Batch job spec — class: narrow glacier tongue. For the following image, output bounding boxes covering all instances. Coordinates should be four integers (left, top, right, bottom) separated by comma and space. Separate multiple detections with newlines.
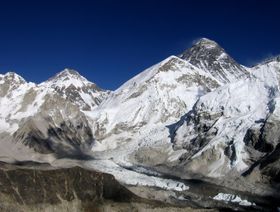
50, 158, 188, 192
83, 160, 189, 191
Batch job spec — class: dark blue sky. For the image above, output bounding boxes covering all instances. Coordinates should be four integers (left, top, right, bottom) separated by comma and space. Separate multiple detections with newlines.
0, 0, 279, 90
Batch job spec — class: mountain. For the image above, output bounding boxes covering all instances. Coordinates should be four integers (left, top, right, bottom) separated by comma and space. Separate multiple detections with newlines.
179, 38, 249, 84
89, 55, 220, 152
0, 72, 35, 134
85, 39, 280, 205
0, 38, 280, 210
41, 69, 110, 111
0, 69, 110, 162
158, 54, 280, 192
250, 55, 280, 89
172, 79, 273, 177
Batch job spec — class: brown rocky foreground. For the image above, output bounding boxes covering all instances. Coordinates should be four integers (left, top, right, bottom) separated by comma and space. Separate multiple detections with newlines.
0, 162, 215, 212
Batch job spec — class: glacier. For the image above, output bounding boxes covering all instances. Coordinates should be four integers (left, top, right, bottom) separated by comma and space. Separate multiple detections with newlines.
0, 38, 280, 210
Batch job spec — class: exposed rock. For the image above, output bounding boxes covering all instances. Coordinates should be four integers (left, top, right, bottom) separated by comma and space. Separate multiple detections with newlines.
0, 69, 110, 159
1, 39, 280, 211
0, 164, 214, 212
0, 165, 134, 211
12, 99, 94, 157
0, 72, 26, 97
42, 68, 110, 111
180, 38, 249, 84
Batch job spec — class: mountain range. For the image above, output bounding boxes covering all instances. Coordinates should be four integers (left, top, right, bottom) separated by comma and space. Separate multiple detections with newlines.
0, 38, 280, 210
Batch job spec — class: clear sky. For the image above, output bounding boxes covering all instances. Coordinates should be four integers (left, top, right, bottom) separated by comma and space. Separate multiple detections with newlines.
0, 0, 279, 90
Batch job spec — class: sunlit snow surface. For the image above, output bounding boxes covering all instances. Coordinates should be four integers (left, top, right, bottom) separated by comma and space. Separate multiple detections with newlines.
50, 158, 189, 192
213, 193, 256, 206
83, 159, 189, 191
87, 56, 220, 154
178, 79, 273, 176
0, 49, 280, 203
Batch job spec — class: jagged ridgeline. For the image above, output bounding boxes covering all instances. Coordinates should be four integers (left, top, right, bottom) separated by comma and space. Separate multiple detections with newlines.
0, 38, 280, 211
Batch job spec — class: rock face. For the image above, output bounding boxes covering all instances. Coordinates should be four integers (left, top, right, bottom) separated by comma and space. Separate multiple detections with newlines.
242, 97, 280, 184
1, 38, 280, 211
179, 38, 249, 84
0, 72, 26, 97
0, 164, 137, 211
0, 69, 110, 161
0, 163, 213, 212
171, 79, 272, 177
41, 69, 110, 111
90, 56, 220, 151
13, 108, 93, 156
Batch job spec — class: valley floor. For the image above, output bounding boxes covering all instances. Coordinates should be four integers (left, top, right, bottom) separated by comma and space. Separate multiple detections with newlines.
50, 158, 277, 211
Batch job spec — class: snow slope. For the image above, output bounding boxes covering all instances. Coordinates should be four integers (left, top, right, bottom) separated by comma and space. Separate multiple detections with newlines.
173, 79, 274, 177
0, 69, 110, 161
0, 69, 109, 131
40, 69, 110, 111
250, 56, 280, 89
87, 55, 220, 154
0, 38, 280, 204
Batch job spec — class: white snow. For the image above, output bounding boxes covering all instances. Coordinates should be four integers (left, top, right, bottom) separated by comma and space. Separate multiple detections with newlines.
175, 78, 274, 176
0, 118, 10, 132
89, 55, 220, 155
39, 68, 109, 110
84, 55, 280, 179
213, 193, 256, 206
198, 38, 218, 49
40, 68, 89, 88
0, 69, 110, 134
0, 49, 279, 199
0, 81, 36, 132
217, 52, 227, 60
181, 39, 249, 84
83, 159, 189, 191
250, 58, 280, 90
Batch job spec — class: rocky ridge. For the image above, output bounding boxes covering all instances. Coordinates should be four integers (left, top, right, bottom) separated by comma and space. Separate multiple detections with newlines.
0, 38, 280, 210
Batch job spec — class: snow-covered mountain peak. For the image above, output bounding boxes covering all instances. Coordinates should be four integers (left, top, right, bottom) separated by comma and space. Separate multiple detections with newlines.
0, 72, 31, 98
38, 68, 110, 111
90, 55, 221, 150
114, 55, 220, 95
0, 72, 26, 84
44, 68, 90, 88
193, 38, 219, 49
54, 68, 84, 79
179, 38, 249, 84
1, 40, 280, 205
